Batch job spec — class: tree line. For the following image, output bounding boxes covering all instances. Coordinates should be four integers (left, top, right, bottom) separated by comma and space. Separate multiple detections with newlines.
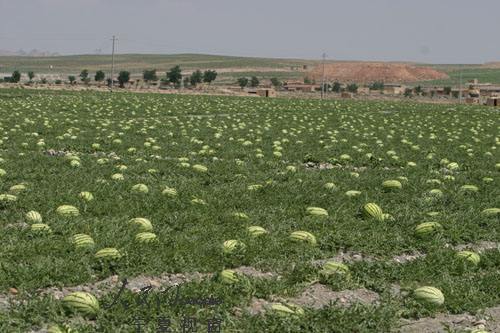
1, 66, 218, 88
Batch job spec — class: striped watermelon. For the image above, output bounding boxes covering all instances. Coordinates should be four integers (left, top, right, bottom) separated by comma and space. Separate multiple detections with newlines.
289, 231, 317, 246
31, 223, 52, 233
362, 203, 384, 222
79, 191, 94, 202
415, 222, 443, 237
135, 232, 157, 243
162, 187, 178, 197
306, 207, 328, 217
270, 303, 304, 317
413, 286, 444, 306
223, 240, 245, 254
129, 217, 153, 232
56, 205, 80, 217
25, 210, 42, 223
62, 292, 99, 317
95, 248, 122, 260
456, 251, 480, 265
247, 226, 268, 237
382, 180, 402, 190
220, 269, 239, 284
71, 234, 95, 249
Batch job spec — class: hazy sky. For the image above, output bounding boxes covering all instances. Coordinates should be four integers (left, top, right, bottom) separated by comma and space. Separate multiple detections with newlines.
1, 0, 499, 63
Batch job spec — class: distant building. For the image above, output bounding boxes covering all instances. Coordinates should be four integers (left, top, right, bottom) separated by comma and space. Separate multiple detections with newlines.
247, 88, 277, 97
283, 81, 319, 92
383, 84, 405, 95
486, 97, 500, 107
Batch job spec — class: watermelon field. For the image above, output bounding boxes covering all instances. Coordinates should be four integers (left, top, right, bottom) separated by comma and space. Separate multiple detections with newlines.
0, 88, 499, 332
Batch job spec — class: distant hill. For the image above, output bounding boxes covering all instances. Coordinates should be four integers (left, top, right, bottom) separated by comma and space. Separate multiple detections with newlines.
0, 49, 59, 57
1, 53, 499, 85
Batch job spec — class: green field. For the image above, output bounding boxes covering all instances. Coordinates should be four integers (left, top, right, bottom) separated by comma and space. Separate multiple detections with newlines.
0, 88, 499, 332
0, 53, 315, 76
422, 65, 500, 86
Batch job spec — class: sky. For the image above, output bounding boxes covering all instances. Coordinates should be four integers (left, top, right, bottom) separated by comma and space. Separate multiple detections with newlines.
0, 0, 499, 64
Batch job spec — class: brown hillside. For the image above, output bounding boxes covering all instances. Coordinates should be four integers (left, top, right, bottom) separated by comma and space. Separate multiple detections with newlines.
308, 62, 449, 83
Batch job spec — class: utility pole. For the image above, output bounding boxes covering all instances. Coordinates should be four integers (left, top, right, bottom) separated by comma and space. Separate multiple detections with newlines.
459, 63, 463, 104
110, 35, 117, 92
321, 52, 326, 99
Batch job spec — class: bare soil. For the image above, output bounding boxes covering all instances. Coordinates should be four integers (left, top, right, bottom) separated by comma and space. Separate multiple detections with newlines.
308, 62, 449, 83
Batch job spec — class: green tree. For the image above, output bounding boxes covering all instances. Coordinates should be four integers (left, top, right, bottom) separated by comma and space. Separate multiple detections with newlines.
443, 86, 452, 95
80, 69, 89, 82
304, 77, 312, 84
346, 83, 358, 93
370, 81, 384, 90
237, 77, 249, 89
203, 70, 217, 84
414, 85, 423, 95
190, 70, 203, 86
250, 76, 260, 87
183, 76, 191, 88
270, 77, 282, 88
118, 71, 130, 88
143, 69, 158, 83
68, 75, 76, 84
404, 88, 413, 97
332, 82, 341, 93
28, 71, 35, 82
94, 70, 105, 82
166, 65, 182, 87
11, 70, 21, 83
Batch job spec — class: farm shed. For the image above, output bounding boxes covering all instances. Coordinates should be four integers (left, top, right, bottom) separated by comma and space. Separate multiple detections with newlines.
486, 97, 500, 106
383, 84, 405, 95
283, 83, 318, 92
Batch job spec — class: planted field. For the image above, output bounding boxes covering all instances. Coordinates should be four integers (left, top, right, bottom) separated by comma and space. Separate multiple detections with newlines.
0, 89, 499, 332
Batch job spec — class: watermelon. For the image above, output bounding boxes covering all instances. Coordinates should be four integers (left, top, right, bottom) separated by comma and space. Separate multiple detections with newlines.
289, 231, 317, 246
223, 240, 245, 254
31, 223, 52, 233
481, 208, 499, 217
320, 261, 350, 276
192, 164, 208, 173
270, 303, 304, 317
25, 210, 42, 223
382, 180, 402, 190
415, 222, 443, 237
95, 248, 122, 260
306, 207, 328, 217
71, 234, 95, 249
9, 184, 27, 194
460, 185, 479, 193
345, 190, 362, 197
413, 286, 444, 306
62, 292, 99, 317
111, 173, 124, 181
56, 205, 80, 217
129, 217, 153, 232
324, 182, 337, 190
247, 226, 268, 237
131, 184, 149, 193
135, 232, 157, 243
220, 269, 239, 284
162, 187, 178, 197
79, 191, 94, 202
362, 203, 384, 222
456, 251, 480, 265
0, 194, 17, 202
232, 212, 249, 220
